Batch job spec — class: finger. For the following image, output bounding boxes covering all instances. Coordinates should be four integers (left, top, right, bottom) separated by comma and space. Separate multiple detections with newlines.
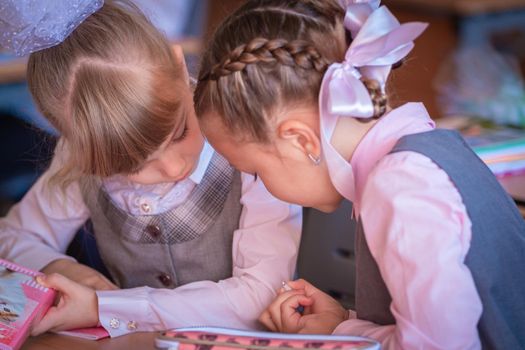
31, 307, 64, 336
280, 294, 314, 332
36, 273, 77, 294
287, 279, 319, 295
267, 290, 306, 331
297, 315, 319, 335
258, 310, 278, 332
105, 278, 119, 290
347, 309, 357, 320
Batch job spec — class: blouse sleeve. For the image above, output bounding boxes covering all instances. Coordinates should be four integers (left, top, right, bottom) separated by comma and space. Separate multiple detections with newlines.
333, 151, 482, 350
0, 150, 90, 270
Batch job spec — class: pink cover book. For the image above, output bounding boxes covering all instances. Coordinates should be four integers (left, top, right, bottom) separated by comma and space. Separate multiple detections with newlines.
0, 259, 109, 348
0, 259, 55, 350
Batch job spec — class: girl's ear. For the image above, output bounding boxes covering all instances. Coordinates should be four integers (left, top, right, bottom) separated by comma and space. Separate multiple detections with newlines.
277, 119, 321, 160
172, 44, 190, 85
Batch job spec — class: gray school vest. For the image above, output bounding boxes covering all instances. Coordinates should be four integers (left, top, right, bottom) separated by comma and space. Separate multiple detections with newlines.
355, 129, 525, 349
80, 152, 243, 289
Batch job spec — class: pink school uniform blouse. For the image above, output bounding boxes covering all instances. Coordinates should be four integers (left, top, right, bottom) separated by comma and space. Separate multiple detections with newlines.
0, 142, 302, 337
330, 103, 482, 349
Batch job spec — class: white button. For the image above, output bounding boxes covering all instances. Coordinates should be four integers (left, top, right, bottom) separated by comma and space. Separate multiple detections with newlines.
141, 202, 151, 213
127, 321, 138, 330
109, 317, 120, 329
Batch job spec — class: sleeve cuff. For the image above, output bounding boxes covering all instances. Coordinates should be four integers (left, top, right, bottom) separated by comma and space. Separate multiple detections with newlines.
96, 288, 155, 337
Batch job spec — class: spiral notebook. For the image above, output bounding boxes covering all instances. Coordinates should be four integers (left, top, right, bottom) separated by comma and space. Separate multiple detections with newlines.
155, 327, 380, 350
0, 259, 55, 350
0, 259, 110, 349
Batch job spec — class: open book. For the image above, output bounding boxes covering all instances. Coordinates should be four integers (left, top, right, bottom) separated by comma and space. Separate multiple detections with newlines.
155, 327, 380, 350
0, 259, 54, 350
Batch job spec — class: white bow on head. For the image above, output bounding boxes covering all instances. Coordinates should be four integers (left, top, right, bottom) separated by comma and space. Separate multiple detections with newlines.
317, 1, 428, 202
325, 0, 428, 118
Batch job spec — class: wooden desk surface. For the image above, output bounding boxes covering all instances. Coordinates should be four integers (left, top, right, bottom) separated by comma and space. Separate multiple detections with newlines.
22, 332, 160, 350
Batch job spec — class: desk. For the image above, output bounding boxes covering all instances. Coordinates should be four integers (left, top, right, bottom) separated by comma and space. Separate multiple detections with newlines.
22, 332, 160, 350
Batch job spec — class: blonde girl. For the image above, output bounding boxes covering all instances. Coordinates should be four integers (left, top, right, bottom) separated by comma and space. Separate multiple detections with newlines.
0, 0, 301, 336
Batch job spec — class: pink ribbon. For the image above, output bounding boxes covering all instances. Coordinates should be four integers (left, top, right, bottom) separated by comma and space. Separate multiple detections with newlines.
324, 1, 428, 118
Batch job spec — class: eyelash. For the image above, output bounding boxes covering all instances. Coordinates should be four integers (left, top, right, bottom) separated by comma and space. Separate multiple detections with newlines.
172, 126, 189, 143
127, 126, 189, 175
129, 166, 144, 175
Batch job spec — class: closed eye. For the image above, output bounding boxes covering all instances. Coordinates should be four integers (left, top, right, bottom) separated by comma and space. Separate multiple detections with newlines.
172, 126, 189, 143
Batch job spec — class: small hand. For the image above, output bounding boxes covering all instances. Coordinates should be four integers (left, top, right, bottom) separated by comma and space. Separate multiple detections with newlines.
41, 259, 118, 290
31, 273, 99, 336
259, 289, 312, 332
259, 279, 348, 334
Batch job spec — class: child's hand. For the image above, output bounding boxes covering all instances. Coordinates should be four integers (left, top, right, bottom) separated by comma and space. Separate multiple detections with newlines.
41, 259, 118, 291
259, 279, 349, 334
31, 273, 99, 336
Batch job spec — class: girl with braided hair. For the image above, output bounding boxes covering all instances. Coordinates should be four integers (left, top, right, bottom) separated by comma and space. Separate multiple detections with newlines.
194, 0, 525, 349
0, 0, 301, 338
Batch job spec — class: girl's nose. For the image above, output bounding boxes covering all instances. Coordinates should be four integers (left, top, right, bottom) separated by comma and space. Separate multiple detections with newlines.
159, 155, 186, 179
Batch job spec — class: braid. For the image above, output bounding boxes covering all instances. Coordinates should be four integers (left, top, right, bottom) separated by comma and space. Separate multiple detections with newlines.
194, 0, 348, 142
200, 38, 329, 81
362, 79, 388, 118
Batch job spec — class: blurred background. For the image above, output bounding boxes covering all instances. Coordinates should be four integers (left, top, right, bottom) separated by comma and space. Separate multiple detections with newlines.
1, 0, 525, 308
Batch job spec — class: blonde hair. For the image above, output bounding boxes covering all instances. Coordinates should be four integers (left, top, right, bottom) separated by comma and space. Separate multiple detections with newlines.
27, 0, 185, 186
194, 0, 388, 143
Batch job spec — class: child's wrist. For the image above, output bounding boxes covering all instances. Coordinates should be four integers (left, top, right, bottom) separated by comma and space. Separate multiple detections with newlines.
91, 291, 101, 327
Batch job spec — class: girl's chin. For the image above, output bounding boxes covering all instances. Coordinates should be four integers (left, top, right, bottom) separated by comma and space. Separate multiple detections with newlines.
313, 203, 339, 213
312, 196, 345, 213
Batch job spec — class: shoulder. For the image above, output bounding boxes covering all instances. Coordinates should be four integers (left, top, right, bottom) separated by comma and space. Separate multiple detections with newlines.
360, 151, 472, 258
362, 150, 467, 222
365, 150, 456, 197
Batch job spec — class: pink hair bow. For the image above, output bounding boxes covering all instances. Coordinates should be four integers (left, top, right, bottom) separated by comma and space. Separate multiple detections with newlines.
324, 1, 428, 118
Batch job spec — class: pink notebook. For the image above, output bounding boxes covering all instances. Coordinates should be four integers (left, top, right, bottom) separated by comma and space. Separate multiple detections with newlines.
57, 326, 108, 340
0, 259, 109, 349
0, 259, 55, 350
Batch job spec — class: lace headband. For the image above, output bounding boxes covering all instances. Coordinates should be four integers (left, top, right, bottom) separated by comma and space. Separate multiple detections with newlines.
0, 0, 103, 57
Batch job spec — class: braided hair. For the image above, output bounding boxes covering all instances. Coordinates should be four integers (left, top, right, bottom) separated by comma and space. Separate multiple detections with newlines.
195, 0, 388, 142
200, 38, 328, 81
